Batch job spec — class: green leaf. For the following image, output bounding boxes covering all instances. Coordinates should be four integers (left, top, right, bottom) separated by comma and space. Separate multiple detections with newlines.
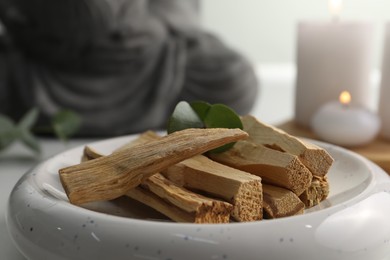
167, 101, 204, 134
203, 104, 243, 153
17, 107, 39, 131
190, 101, 211, 121
204, 104, 243, 129
19, 129, 41, 153
52, 109, 82, 141
0, 115, 17, 150
167, 101, 243, 153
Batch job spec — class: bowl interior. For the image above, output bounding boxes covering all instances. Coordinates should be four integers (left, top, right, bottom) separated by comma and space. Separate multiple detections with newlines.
34, 135, 373, 221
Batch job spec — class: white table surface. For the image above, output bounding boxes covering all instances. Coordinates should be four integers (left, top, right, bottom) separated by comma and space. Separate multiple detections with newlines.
0, 63, 381, 260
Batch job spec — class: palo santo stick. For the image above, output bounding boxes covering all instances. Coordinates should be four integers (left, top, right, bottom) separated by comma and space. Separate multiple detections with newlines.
82, 131, 159, 161
209, 140, 312, 196
114, 131, 159, 153
126, 173, 233, 223
242, 115, 334, 177
263, 184, 305, 219
163, 155, 263, 222
109, 131, 263, 222
84, 135, 234, 223
82, 132, 158, 160
59, 128, 248, 205
82, 146, 104, 162
299, 175, 330, 208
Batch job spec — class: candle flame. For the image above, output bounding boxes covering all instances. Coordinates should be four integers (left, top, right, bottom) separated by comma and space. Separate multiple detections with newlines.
339, 91, 351, 105
328, 0, 343, 20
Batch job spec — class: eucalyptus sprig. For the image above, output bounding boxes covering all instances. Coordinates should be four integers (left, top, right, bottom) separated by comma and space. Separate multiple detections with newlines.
167, 101, 243, 153
51, 109, 82, 142
0, 108, 82, 154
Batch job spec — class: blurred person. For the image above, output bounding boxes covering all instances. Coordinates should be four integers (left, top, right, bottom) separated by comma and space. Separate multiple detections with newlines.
0, 0, 258, 136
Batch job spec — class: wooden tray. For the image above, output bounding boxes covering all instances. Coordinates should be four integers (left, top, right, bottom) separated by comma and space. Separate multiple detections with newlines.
278, 121, 390, 174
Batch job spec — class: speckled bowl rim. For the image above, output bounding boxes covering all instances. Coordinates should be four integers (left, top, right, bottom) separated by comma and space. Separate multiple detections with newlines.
7, 135, 390, 260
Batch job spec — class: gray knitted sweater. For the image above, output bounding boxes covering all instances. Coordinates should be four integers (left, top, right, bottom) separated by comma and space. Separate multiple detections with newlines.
0, 0, 258, 136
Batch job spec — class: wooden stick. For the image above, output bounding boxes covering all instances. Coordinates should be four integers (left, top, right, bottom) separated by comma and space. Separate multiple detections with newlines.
262, 184, 305, 219
114, 131, 159, 153
82, 145, 103, 162
163, 155, 263, 222
59, 128, 248, 205
84, 135, 234, 223
82, 131, 159, 161
299, 175, 329, 208
126, 173, 233, 223
111, 131, 263, 222
82, 131, 159, 160
209, 140, 312, 196
242, 115, 334, 177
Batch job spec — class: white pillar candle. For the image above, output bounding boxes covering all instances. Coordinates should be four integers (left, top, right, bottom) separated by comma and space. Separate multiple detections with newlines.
379, 23, 390, 140
295, 2, 374, 127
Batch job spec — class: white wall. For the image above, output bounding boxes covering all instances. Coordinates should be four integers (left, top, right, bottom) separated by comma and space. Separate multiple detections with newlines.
200, 0, 390, 68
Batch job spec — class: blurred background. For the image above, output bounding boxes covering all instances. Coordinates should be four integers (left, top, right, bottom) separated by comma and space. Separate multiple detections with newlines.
201, 0, 390, 69
199, 0, 390, 125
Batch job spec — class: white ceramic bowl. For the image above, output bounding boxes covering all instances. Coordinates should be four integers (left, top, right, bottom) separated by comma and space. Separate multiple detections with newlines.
6, 135, 390, 260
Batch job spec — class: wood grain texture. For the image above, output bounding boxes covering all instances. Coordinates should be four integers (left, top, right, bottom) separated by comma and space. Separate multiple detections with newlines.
299, 175, 329, 208
59, 128, 248, 205
209, 140, 312, 196
278, 120, 390, 174
83, 141, 233, 223
127, 173, 233, 223
163, 155, 263, 222
262, 184, 305, 219
243, 115, 334, 177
